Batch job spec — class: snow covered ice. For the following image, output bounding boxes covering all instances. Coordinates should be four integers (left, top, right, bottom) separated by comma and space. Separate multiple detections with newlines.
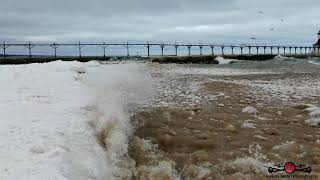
0, 61, 154, 180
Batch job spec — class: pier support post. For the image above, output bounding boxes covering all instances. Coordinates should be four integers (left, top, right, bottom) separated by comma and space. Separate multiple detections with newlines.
159, 43, 165, 56
248, 46, 251, 55
231, 46, 234, 55
3, 43, 6, 59
283, 47, 286, 54
199, 45, 203, 56
300, 47, 303, 54
256, 46, 259, 55
270, 47, 273, 54
304, 47, 307, 54
125, 42, 130, 58
289, 47, 292, 54
240, 46, 244, 55
78, 42, 82, 58
309, 47, 312, 54
75, 42, 85, 58
263, 46, 266, 54
174, 43, 179, 56
277, 47, 280, 54
50, 43, 59, 58
221, 46, 225, 55
294, 47, 297, 54
2, 43, 5, 59
146, 42, 151, 57
24, 42, 36, 60
101, 42, 108, 58
0, 42, 9, 59
103, 43, 107, 58
210, 45, 214, 55
187, 45, 192, 56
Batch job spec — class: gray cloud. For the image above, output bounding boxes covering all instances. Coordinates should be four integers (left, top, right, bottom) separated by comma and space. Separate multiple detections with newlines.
0, 0, 319, 45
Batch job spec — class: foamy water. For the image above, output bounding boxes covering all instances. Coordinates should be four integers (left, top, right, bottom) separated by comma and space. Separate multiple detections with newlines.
82, 62, 154, 179
137, 56, 320, 178
215, 56, 238, 64
309, 59, 320, 65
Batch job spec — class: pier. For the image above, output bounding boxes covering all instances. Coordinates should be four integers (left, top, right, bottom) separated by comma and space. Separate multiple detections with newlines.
0, 42, 319, 64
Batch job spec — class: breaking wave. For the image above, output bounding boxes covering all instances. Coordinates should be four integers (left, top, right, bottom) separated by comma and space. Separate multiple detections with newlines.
273, 54, 290, 60
79, 62, 154, 179
308, 59, 320, 65
215, 56, 237, 64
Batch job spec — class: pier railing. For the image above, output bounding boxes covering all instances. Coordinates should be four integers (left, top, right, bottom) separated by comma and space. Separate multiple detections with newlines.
0, 42, 318, 59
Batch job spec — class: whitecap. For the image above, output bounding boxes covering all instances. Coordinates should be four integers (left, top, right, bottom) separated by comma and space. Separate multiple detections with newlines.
215, 56, 237, 64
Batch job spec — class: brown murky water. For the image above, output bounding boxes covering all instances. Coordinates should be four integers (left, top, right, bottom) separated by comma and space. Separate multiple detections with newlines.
128, 63, 320, 180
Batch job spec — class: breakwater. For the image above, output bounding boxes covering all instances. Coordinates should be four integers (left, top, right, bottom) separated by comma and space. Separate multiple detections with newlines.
1, 54, 320, 65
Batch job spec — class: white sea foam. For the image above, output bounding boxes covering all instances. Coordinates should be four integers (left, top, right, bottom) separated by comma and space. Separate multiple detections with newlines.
241, 120, 257, 129
84, 63, 154, 179
273, 54, 290, 60
144, 161, 180, 180
242, 106, 258, 114
304, 105, 320, 126
157, 64, 275, 76
226, 145, 273, 175
225, 77, 320, 102
308, 59, 320, 65
215, 56, 237, 64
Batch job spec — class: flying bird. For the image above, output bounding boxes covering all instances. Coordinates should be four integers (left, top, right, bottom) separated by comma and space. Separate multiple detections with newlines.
258, 11, 264, 14
251, 37, 256, 40
280, 18, 284, 22
269, 28, 275, 31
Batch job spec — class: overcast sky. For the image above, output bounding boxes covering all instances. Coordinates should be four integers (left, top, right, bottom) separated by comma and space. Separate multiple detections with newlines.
1, 0, 319, 45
